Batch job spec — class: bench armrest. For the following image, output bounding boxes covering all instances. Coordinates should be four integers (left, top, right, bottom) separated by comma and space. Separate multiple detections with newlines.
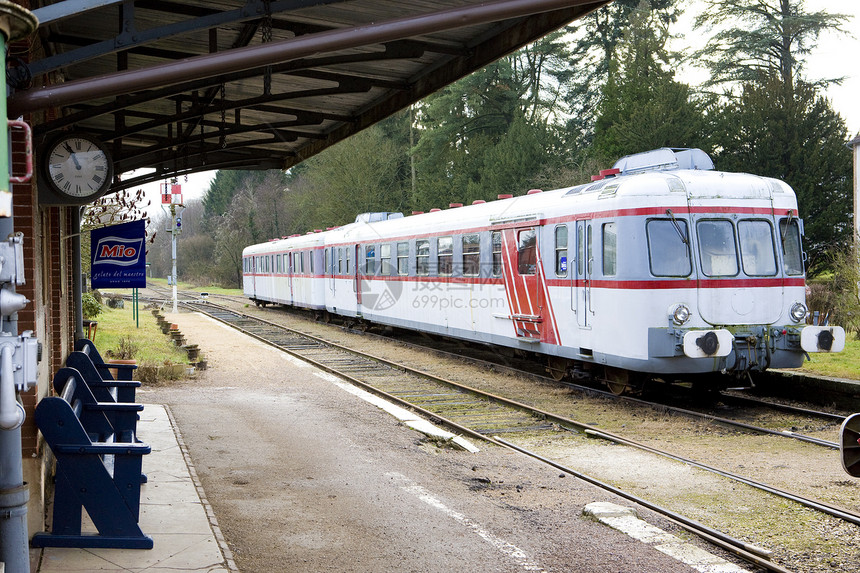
53, 443, 151, 455
85, 379, 141, 389
84, 402, 144, 413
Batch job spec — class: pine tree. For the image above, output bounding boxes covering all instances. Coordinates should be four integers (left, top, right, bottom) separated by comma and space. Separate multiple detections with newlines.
592, 1, 710, 162
563, 0, 681, 147
694, 0, 849, 92
713, 75, 851, 270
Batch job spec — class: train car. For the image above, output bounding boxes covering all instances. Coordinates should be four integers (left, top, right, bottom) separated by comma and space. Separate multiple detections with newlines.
244, 148, 844, 391
242, 231, 326, 310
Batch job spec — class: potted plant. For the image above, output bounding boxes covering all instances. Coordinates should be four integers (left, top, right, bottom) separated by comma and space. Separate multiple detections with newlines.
106, 335, 139, 379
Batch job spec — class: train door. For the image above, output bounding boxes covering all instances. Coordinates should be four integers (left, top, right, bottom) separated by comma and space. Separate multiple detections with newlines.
501, 226, 542, 340
574, 220, 593, 328
287, 252, 294, 304
354, 244, 363, 315
251, 256, 257, 298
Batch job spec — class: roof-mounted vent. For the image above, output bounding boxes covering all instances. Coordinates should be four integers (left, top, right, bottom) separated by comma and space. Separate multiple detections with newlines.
613, 148, 714, 176
354, 212, 405, 223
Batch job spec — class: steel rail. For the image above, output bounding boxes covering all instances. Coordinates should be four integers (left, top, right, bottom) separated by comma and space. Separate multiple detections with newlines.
719, 392, 847, 423
608, 393, 839, 449
184, 300, 860, 528
495, 438, 793, 573
240, 296, 846, 448
181, 300, 793, 568
155, 290, 845, 449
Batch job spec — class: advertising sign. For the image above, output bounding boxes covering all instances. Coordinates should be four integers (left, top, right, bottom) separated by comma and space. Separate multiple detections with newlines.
90, 220, 147, 288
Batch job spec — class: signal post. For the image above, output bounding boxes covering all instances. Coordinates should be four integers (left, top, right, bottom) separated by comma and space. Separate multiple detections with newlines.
162, 181, 184, 312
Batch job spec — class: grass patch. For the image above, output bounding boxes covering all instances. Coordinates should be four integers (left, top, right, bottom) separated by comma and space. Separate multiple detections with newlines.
90, 303, 190, 369
146, 278, 242, 296
797, 336, 860, 380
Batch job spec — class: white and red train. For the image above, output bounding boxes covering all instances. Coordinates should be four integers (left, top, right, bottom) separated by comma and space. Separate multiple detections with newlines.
242, 148, 844, 391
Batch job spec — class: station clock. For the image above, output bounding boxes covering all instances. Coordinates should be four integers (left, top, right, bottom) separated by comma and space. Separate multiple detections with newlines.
40, 133, 114, 204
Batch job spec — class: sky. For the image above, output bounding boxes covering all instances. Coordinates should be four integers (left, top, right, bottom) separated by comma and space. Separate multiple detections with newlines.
132, 0, 859, 211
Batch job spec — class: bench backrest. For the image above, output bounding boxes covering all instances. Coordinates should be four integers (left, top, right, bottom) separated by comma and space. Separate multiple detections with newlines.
35, 396, 93, 447
53, 367, 116, 439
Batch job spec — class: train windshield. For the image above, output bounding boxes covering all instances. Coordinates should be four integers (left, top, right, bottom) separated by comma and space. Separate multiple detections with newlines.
780, 219, 804, 276
697, 220, 738, 276
646, 219, 691, 276
738, 220, 777, 276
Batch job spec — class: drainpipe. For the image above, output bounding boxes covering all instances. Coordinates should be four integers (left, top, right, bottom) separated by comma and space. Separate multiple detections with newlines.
73, 208, 84, 340
0, 3, 39, 573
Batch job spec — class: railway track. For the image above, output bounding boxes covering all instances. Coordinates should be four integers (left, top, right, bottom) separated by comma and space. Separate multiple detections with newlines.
240, 296, 849, 450
178, 299, 860, 573
141, 285, 849, 450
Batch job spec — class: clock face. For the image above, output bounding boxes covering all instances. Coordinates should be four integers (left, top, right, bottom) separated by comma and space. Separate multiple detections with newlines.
46, 136, 112, 198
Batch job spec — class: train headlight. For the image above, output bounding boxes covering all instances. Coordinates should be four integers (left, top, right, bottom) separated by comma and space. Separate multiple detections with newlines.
789, 302, 808, 323
671, 304, 691, 326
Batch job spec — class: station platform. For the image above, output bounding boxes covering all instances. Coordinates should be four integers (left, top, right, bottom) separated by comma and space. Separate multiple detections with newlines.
32, 402, 233, 573
31, 310, 752, 573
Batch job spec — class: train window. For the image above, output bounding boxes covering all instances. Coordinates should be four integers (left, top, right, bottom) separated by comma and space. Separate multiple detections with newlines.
416, 240, 430, 276
325, 249, 330, 274
603, 223, 617, 276
366, 245, 376, 275
577, 225, 584, 276
647, 220, 692, 277
779, 219, 804, 276
380, 244, 391, 275
463, 234, 480, 276
310, 250, 314, 274
397, 242, 409, 275
587, 225, 593, 275
555, 226, 568, 277
301, 252, 306, 274
491, 232, 502, 276
517, 228, 536, 275
738, 220, 776, 276
337, 248, 343, 274
438, 237, 453, 276
346, 248, 351, 274
697, 220, 738, 276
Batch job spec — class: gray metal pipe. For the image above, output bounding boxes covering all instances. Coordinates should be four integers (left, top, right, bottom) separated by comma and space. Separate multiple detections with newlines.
73, 208, 84, 340
0, 4, 38, 571
8, 0, 600, 116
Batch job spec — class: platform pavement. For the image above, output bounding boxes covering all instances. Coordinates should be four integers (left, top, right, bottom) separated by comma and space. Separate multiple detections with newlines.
31, 403, 236, 573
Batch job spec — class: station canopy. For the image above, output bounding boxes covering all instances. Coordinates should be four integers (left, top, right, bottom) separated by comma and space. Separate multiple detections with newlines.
12, 0, 608, 191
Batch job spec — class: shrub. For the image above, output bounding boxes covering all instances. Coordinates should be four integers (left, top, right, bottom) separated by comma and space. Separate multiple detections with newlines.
106, 335, 139, 360
806, 247, 860, 338
82, 292, 103, 319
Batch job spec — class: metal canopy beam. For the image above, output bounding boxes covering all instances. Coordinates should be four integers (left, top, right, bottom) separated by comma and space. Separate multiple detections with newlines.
29, 0, 349, 76
32, 0, 125, 26
34, 41, 424, 136
21, 0, 610, 188
10, 0, 597, 116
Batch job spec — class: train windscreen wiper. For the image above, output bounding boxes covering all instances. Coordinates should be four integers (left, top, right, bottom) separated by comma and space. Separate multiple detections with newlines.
780, 209, 794, 254
665, 209, 689, 245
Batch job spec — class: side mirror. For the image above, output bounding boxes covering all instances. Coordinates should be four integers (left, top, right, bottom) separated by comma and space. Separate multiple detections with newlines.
839, 413, 860, 477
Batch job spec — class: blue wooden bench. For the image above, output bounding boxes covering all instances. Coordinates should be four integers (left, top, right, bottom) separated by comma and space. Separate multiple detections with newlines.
65, 350, 140, 404
75, 337, 138, 381
30, 375, 153, 549
53, 367, 143, 447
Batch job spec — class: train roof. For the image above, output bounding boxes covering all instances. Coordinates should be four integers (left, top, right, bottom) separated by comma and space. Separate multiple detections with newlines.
244, 148, 799, 254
